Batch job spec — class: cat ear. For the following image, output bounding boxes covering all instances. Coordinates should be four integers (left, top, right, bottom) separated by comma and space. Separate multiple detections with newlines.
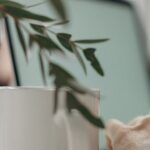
106, 119, 126, 140
105, 119, 126, 150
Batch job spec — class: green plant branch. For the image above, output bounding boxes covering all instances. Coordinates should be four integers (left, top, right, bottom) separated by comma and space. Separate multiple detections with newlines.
47, 28, 56, 35
0, 0, 107, 129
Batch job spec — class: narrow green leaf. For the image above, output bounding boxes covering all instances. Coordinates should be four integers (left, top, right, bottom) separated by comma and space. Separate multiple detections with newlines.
0, 0, 24, 8
39, 50, 47, 85
74, 39, 109, 44
49, 63, 94, 95
49, 62, 75, 87
0, 12, 4, 18
67, 80, 95, 96
51, 20, 69, 27
67, 80, 86, 94
49, 0, 67, 20
30, 24, 45, 34
4, 6, 54, 22
14, 20, 28, 61
28, 34, 34, 48
30, 34, 63, 53
66, 92, 105, 128
57, 33, 73, 52
83, 48, 104, 76
71, 42, 87, 74
53, 87, 59, 114
92, 60, 104, 76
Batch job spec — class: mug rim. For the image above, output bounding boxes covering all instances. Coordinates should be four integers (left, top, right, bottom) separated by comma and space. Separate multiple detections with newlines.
0, 86, 56, 91
0, 86, 100, 92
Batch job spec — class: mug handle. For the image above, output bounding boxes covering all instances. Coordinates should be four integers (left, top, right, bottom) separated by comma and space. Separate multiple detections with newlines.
55, 109, 90, 150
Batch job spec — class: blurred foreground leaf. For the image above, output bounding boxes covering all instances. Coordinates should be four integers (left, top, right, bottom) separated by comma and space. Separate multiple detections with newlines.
49, 62, 75, 87
71, 42, 86, 74
39, 50, 47, 85
14, 20, 28, 61
0, 0, 24, 8
66, 92, 105, 128
83, 48, 104, 76
74, 39, 109, 44
68, 80, 96, 96
29, 34, 63, 53
48, 0, 67, 20
51, 20, 69, 27
53, 87, 59, 113
57, 33, 73, 52
30, 24, 45, 34
49, 63, 91, 94
0, 13, 4, 18
4, 6, 54, 22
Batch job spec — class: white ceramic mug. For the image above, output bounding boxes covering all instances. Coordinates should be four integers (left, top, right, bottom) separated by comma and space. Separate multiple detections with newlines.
0, 87, 99, 150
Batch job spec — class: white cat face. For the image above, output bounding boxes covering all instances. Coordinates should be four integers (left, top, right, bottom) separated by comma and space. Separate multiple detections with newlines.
105, 115, 150, 150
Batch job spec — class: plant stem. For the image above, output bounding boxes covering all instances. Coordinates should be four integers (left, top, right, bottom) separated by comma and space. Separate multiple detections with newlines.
47, 29, 56, 35
75, 43, 84, 51
25, 0, 47, 8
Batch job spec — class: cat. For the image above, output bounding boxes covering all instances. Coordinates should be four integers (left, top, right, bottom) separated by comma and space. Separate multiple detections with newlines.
105, 114, 150, 150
